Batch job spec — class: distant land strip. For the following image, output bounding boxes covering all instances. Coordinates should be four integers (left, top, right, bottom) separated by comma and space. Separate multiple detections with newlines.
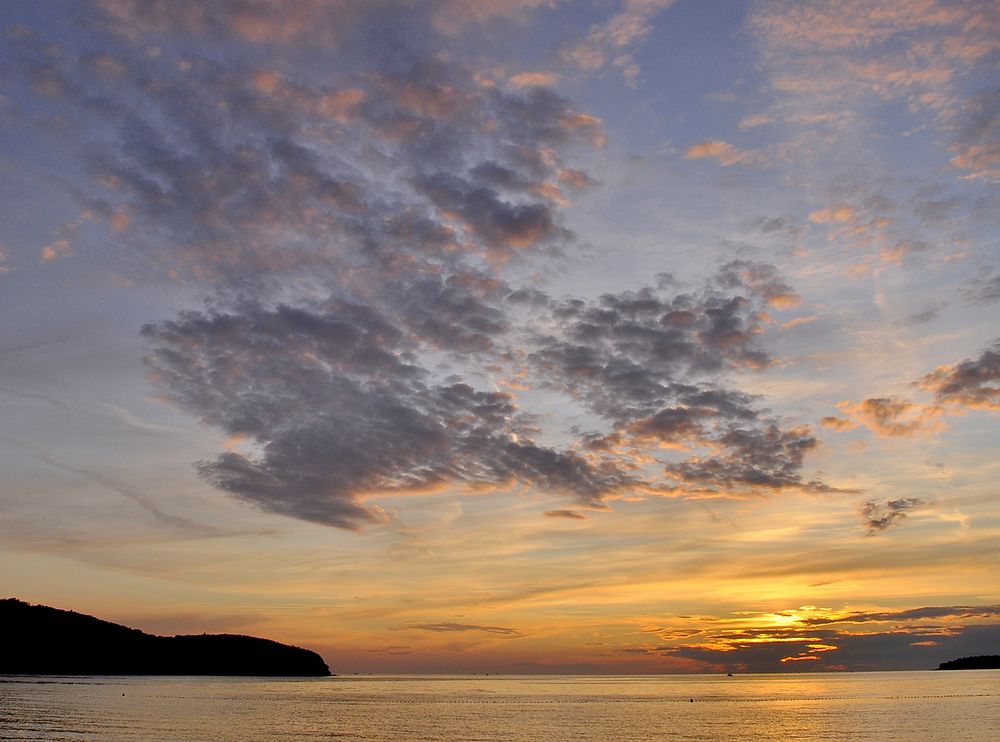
0, 598, 331, 676
937, 655, 1000, 671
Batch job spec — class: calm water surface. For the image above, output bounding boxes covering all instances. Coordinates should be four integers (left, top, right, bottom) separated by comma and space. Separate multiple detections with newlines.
2, 671, 998, 741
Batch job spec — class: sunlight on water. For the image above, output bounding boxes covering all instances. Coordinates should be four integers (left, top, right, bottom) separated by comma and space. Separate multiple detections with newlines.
2, 671, 998, 741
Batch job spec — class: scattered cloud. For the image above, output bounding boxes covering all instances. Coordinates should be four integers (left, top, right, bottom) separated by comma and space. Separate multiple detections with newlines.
527, 262, 835, 498
907, 302, 946, 324
919, 338, 1000, 410
508, 71, 560, 89
829, 340, 1000, 442
40, 239, 73, 262
745, 0, 998, 277
834, 397, 941, 437
561, 0, 679, 87
738, 114, 774, 129
960, 270, 1000, 304
807, 205, 855, 224
860, 497, 927, 534
782, 315, 819, 330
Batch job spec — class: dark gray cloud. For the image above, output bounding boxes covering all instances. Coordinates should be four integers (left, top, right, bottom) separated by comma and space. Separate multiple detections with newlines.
526, 264, 831, 497
530, 274, 773, 424
11, 2, 832, 527
907, 302, 946, 324
919, 338, 1000, 410
949, 86, 1000, 182
800, 605, 1000, 625
860, 497, 926, 534
143, 302, 640, 527
664, 425, 825, 492
11, 12, 597, 283
412, 171, 568, 256
961, 271, 1000, 304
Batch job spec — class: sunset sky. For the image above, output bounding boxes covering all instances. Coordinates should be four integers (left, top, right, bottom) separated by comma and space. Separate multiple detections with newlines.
1, 0, 998, 674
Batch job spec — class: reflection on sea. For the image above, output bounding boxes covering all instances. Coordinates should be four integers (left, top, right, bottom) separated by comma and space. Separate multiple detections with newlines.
2, 670, 998, 741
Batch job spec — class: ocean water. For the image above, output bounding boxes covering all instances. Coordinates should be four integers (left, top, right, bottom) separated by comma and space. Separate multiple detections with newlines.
2, 671, 998, 741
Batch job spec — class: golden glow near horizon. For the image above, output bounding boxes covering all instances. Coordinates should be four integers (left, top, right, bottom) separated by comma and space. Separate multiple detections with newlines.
1, 0, 998, 674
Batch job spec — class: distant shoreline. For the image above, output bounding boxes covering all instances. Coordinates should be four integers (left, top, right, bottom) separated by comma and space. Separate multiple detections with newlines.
0, 598, 331, 677
937, 655, 1000, 671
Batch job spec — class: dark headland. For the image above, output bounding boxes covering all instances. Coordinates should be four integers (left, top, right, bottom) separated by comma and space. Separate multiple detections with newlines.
0, 598, 331, 676
937, 655, 1000, 671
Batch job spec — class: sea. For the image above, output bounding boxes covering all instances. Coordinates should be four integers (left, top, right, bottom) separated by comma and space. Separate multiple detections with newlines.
2, 671, 998, 741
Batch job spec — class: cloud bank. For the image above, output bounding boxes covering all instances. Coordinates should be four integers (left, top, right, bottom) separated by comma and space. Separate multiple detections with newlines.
13, 1, 835, 528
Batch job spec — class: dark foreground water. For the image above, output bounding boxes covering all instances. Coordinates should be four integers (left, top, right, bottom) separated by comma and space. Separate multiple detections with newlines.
2, 671, 998, 741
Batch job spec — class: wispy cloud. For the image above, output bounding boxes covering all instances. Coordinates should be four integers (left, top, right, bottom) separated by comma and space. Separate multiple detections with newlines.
407, 622, 524, 637
561, 0, 679, 87
683, 140, 769, 167
919, 338, 1000, 410
860, 497, 927, 534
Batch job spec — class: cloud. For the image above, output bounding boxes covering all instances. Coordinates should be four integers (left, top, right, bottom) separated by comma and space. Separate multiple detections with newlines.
860, 497, 926, 534
96, 0, 370, 47
14, 19, 602, 281
40, 239, 73, 262
828, 340, 1000, 443
544, 509, 587, 520
430, 0, 557, 36
561, 0, 679, 87
819, 416, 855, 432
142, 258, 833, 529
527, 263, 835, 498
13, 1, 834, 527
664, 425, 825, 492
961, 271, 1000, 304
636, 605, 1000, 671
508, 71, 560, 89
782, 315, 819, 330
800, 604, 1000, 625
745, 0, 997, 273
143, 302, 639, 527
748, 0, 997, 122
949, 87, 1000, 182
802, 185, 973, 268
683, 140, 767, 167
668, 624, 1000, 672
835, 397, 940, 437
919, 338, 1000, 410
738, 114, 774, 129
408, 622, 524, 636
907, 302, 946, 324
412, 172, 567, 256
807, 206, 856, 224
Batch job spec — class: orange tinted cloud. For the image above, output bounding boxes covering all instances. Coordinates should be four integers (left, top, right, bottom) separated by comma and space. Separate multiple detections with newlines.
41, 239, 72, 262
684, 140, 765, 167
508, 71, 559, 88
808, 205, 855, 224
835, 397, 941, 437
919, 340, 1000, 410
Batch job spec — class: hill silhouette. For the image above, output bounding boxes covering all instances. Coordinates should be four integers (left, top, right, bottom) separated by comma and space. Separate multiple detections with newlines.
0, 598, 330, 676
937, 655, 1000, 671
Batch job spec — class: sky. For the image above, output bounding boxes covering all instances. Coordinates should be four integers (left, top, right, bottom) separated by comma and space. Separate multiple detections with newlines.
0, 0, 998, 674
